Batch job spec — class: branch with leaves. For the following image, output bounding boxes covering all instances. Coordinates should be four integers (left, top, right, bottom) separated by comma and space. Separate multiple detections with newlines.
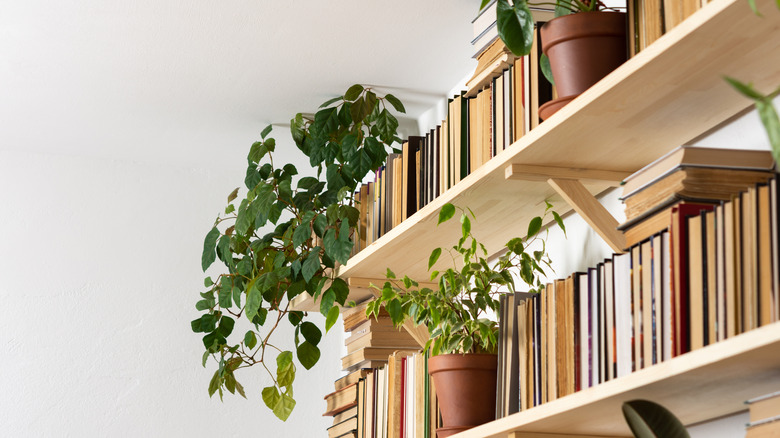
193, 84, 405, 420
367, 201, 564, 356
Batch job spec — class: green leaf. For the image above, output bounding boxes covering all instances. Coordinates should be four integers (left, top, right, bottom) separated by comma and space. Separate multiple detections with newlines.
191, 317, 204, 333
301, 250, 320, 283
344, 84, 364, 101
496, 0, 535, 57
384, 93, 406, 113
292, 223, 311, 248
273, 393, 296, 421
297, 341, 321, 370
325, 306, 340, 332
244, 330, 257, 349
541, 53, 554, 85
217, 281, 231, 309
277, 359, 295, 387
262, 386, 281, 411
724, 76, 764, 99
527, 216, 542, 237
300, 321, 322, 346
622, 400, 690, 438
387, 298, 403, 326
217, 316, 235, 337
204, 277, 214, 287
755, 98, 780, 164
438, 203, 456, 225
552, 210, 566, 235
479, 0, 492, 9
313, 214, 328, 237
290, 113, 306, 148
232, 286, 242, 308
319, 96, 343, 108
208, 371, 220, 398
195, 299, 212, 311
461, 214, 471, 236
319, 288, 336, 316
202, 351, 210, 367
429, 247, 442, 270
261, 124, 273, 139
330, 277, 350, 305
201, 227, 220, 271
276, 350, 293, 370
245, 280, 262, 323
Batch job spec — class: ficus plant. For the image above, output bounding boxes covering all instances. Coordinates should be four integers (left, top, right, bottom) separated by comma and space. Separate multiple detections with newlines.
193, 84, 405, 420
366, 201, 564, 356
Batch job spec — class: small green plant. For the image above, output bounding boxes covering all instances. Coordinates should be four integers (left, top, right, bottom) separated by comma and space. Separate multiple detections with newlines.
367, 201, 564, 356
193, 84, 405, 420
622, 399, 690, 438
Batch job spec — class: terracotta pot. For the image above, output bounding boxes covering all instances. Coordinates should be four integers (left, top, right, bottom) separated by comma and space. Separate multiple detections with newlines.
539, 11, 627, 119
428, 354, 497, 438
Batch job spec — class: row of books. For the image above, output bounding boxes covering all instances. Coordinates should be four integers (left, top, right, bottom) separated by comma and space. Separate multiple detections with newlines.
630, 0, 713, 56
325, 352, 437, 438
496, 173, 780, 415
349, 37, 553, 253
341, 304, 420, 371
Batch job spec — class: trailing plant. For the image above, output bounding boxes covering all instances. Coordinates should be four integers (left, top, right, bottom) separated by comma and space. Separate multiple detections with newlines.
622, 399, 690, 438
193, 84, 405, 420
366, 201, 564, 355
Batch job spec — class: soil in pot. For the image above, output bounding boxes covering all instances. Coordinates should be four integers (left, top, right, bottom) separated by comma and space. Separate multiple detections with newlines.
428, 353, 497, 438
539, 11, 627, 120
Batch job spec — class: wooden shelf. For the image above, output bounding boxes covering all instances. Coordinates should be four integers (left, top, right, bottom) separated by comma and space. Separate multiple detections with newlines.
291, 0, 780, 312
454, 323, 780, 437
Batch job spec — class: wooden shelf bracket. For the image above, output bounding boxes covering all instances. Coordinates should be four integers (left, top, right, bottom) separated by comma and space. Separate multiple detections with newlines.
506, 164, 628, 254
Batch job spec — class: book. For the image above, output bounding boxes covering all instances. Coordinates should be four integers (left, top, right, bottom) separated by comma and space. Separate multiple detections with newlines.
748, 391, 780, 422
622, 166, 774, 220
342, 347, 418, 371
328, 415, 357, 438
621, 146, 774, 198
324, 383, 359, 417
335, 369, 371, 392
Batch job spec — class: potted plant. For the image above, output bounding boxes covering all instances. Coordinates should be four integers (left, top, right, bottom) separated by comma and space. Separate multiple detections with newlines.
366, 202, 564, 437
489, 0, 627, 119
193, 84, 406, 420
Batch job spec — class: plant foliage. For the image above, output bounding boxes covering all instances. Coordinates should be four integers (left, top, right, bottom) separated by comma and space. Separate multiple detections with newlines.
622, 400, 690, 438
366, 202, 564, 356
194, 85, 404, 420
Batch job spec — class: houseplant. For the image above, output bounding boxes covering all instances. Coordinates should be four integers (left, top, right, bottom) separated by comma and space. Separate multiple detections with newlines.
193, 84, 405, 420
488, 0, 627, 119
367, 201, 564, 437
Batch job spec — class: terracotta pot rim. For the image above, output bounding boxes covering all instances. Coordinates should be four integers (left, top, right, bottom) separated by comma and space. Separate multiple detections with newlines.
428, 353, 498, 374
541, 11, 627, 53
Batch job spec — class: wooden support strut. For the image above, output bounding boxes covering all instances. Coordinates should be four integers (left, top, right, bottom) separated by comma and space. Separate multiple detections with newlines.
505, 164, 629, 254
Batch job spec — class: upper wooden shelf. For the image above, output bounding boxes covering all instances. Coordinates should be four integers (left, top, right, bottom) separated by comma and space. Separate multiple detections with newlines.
454, 322, 780, 437
291, 0, 780, 312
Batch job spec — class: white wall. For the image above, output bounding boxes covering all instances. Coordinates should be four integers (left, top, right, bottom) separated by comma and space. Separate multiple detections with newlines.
0, 144, 343, 436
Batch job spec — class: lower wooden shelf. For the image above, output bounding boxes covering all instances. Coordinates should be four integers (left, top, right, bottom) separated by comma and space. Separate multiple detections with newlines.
454, 322, 780, 438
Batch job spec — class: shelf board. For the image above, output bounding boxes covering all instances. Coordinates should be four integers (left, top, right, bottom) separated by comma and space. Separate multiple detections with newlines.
291, 0, 780, 312
454, 322, 780, 437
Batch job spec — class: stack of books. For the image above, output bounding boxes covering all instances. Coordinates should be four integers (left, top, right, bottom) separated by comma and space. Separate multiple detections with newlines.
325, 371, 367, 438
341, 302, 421, 372
619, 146, 775, 247
746, 391, 780, 437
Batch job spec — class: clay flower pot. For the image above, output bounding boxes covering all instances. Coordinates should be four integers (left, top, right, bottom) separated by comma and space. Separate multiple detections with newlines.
428, 353, 498, 438
539, 11, 627, 120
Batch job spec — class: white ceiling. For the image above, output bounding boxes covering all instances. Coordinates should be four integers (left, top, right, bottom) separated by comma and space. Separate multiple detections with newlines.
1, 0, 478, 168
